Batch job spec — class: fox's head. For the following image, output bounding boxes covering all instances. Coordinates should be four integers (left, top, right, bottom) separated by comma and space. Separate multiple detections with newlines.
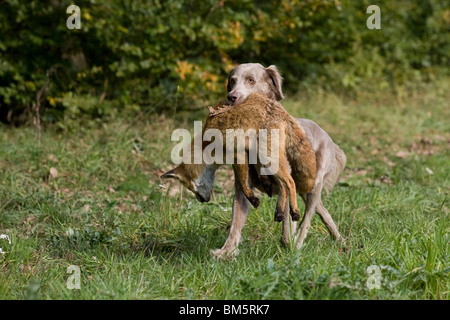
160, 164, 218, 203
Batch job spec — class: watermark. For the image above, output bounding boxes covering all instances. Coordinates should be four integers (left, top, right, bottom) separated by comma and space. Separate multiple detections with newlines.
66, 265, 81, 290
366, 5, 381, 30
366, 265, 382, 290
179, 303, 269, 317
67, 5, 81, 30
170, 121, 281, 175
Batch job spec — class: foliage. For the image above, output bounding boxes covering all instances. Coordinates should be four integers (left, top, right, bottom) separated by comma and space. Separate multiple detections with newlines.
0, 0, 449, 123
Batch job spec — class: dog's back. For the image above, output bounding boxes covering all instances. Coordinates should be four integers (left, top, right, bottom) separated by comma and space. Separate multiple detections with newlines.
297, 119, 346, 193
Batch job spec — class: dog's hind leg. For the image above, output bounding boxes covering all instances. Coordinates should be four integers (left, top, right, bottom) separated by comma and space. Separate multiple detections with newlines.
316, 201, 344, 243
295, 186, 322, 249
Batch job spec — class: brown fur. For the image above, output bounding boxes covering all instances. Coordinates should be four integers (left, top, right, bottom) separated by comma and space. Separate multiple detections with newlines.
205, 92, 316, 221
162, 92, 317, 221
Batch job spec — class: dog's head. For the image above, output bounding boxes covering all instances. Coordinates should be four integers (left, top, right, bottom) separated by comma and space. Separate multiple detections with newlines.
226, 63, 284, 105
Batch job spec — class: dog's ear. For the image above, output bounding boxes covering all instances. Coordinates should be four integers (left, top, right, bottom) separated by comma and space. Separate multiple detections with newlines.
160, 168, 180, 180
226, 66, 236, 92
265, 65, 284, 101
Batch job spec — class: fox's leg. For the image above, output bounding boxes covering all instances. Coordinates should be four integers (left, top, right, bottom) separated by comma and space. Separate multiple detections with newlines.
259, 174, 273, 197
211, 174, 251, 259
274, 183, 286, 222
276, 154, 301, 221
249, 164, 273, 197
275, 178, 300, 222
233, 164, 260, 208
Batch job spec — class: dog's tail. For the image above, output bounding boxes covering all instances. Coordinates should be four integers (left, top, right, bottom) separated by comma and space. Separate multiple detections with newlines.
323, 144, 346, 194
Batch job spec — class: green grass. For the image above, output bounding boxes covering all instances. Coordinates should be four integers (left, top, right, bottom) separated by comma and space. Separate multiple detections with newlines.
0, 80, 449, 300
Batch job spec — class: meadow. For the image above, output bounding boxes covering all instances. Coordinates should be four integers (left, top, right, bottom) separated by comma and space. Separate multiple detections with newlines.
0, 80, 448, 300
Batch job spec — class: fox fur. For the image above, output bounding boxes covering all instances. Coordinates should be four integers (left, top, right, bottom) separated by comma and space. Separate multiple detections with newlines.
162, 92, 317, 222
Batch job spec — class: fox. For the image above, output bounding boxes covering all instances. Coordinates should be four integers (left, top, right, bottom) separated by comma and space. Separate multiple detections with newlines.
161, 92, 317, 222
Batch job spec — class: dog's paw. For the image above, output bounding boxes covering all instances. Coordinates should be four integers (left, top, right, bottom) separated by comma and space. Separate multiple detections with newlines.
210, 248, 239, 260
336, 234, 346, 244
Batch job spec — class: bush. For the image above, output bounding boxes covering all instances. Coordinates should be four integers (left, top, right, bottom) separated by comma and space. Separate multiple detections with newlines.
0, 0, 449, 124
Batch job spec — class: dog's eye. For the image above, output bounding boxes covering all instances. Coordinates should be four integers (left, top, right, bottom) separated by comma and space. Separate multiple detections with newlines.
247, 78, 255, 85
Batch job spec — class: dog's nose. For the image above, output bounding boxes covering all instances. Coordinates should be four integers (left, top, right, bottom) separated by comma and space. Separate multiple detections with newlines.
227, 93, 238, 104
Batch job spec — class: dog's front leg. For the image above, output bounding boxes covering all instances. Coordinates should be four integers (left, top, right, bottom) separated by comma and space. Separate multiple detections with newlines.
211, 174, 251, 259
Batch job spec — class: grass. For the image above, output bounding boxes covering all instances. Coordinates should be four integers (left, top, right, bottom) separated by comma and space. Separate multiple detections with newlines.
0, 79, 449, 300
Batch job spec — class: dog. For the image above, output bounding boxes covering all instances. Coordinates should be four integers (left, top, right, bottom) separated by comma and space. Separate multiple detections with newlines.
161, 63, 346, 258
162, 92, 317, 223
220, 64, 346, 258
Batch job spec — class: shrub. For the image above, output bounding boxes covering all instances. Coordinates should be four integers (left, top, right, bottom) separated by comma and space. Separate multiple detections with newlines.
0, 0, 448, 123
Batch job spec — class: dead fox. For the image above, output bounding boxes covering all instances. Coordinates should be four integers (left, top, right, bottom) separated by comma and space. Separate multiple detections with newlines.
161, 92, 317, 222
